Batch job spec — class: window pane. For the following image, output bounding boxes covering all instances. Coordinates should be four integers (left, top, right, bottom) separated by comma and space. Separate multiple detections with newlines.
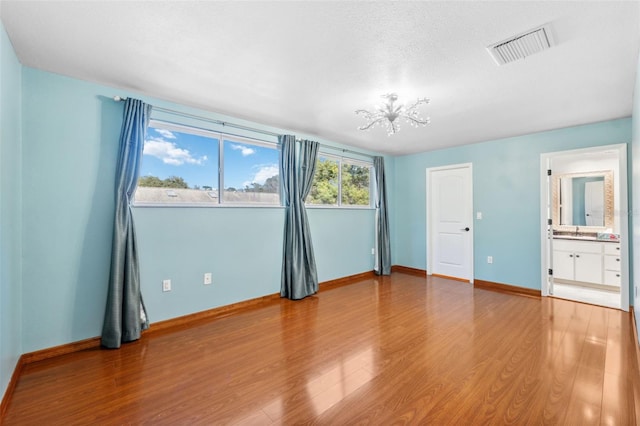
307, 156, 339, 205
222, 139, 279, 204
135, 124, 219, 204
341, 162, 370, 206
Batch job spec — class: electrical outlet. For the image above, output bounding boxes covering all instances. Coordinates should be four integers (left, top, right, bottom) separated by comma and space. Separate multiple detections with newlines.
487, 256, 493, 264
162, 279, 171, 292
204, 273, 212, 285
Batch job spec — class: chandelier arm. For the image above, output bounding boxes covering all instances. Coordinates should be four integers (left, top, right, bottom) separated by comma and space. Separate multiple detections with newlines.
404, 98, 430, 111
401, 114, 431, 125
358, 117, 387, 131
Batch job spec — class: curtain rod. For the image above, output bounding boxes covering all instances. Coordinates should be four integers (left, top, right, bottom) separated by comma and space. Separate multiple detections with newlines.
113, 96, 375, 159
113, 96, 280, 137
318, 144, 375, 159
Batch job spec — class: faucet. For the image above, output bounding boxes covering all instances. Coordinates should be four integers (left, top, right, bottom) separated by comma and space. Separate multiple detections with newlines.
575, 226, 579, 236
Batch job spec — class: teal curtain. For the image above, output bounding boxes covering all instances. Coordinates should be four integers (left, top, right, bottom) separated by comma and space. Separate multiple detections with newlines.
102, 99, 152, 348
280, 136, 319, 299
374, 156, 391, 275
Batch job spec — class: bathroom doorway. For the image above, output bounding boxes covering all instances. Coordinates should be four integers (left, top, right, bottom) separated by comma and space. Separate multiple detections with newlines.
540, 144, 629, 311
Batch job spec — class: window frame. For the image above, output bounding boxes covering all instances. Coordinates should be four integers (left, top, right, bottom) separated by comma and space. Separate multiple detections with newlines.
134, 119, 282, 208
306, 152, 374, 209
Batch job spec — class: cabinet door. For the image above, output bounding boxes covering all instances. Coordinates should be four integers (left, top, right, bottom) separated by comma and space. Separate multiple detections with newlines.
604, 255, 621, 272
603, 270, 621, 287
574, 252, 603, 284
553, 250, 574, 281
604, 243, 621, 256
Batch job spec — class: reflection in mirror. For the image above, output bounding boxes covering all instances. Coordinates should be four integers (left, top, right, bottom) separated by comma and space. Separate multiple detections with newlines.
552, 170, 613, 231
568, 176, 604, 226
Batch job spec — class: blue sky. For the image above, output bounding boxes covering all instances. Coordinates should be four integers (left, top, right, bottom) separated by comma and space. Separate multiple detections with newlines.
140, 126, 278, 190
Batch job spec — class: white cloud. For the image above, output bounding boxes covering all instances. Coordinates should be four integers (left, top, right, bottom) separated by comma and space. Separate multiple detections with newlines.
143, 138, 206, 166
230, 144, 256, 156
253, 165, 278, 184
154, 129, 176, 139
241, 165, 278, 188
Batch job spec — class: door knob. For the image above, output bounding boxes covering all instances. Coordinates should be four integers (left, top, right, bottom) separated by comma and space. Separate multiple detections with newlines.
461, 227, 470, 231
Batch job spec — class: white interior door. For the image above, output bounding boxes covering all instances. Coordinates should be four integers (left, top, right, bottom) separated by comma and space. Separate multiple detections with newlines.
427, 164, 473, 281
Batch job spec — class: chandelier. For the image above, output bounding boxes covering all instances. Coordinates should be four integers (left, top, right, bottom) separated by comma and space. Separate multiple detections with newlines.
355, 93, 430, 136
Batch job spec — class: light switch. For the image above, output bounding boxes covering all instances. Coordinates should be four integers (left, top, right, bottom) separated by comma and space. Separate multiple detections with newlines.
477, 212, 483, 220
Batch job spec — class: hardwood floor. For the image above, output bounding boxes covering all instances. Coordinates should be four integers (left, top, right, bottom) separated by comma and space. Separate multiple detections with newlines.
4, 272, 640, 425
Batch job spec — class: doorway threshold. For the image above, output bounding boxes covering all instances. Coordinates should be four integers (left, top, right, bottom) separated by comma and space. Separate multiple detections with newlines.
551, 282, 620, 309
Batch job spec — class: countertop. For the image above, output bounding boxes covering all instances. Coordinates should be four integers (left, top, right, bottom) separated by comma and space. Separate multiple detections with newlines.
553, 235, 619, 243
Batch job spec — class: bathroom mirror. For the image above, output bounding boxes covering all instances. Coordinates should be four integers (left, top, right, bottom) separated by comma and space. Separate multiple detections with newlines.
552, 170, 614, 231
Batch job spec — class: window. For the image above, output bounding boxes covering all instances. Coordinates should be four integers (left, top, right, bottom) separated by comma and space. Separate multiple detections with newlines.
307, 155, 339, 205
341, 160, 371, 206
306, 154, 372, 208
135, 120, 279, 206
135, 122, 219, 205
222, 138, 279, 205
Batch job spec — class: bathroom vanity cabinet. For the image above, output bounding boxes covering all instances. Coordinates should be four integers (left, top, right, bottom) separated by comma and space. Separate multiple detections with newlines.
552, 239, 620, 288
603, 243, 622, 287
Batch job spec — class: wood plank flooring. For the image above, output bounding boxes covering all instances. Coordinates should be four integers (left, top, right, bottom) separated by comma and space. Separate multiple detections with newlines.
3, 273, 640, 425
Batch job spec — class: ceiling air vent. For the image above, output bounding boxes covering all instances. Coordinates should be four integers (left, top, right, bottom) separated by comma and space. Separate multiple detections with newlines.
487, 23, 555, 66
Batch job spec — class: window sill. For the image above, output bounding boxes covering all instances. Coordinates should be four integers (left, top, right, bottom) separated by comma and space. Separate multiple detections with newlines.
133, 203, 284, 209
305, 205, 375, 211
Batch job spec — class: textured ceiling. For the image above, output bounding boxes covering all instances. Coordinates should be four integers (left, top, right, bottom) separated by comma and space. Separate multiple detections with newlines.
1, 1, 639, 155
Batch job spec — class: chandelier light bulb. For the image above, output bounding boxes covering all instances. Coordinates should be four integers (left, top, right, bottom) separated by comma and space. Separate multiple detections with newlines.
355, 93, 430, 136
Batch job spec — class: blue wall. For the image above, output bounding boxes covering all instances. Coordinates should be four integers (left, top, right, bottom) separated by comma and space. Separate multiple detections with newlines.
393, 119, 632, 290
0, 22, 22, 402
135, 207, 375, 322
19, 68, 380, 352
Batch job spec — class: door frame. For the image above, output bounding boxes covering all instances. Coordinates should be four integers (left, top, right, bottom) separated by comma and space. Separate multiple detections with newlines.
426, 163, 474, 282
539, 144, 629, 311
